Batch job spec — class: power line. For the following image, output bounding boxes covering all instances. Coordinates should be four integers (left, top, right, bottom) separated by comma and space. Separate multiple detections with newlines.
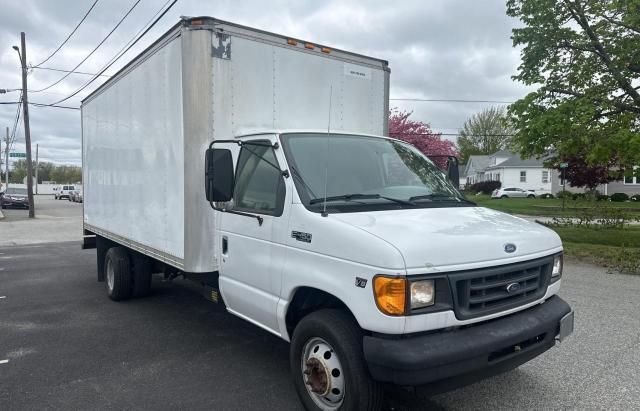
8, 94, 22, 153
47, 0, 178, 107
31, 66, 110, 78
390, 98, 516, 104
0, 101, 79, 110
33, 0, 101, 67
30, 0, 142, 93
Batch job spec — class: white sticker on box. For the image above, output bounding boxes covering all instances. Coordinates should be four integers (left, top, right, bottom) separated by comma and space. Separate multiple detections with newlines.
344, 63, 371, 80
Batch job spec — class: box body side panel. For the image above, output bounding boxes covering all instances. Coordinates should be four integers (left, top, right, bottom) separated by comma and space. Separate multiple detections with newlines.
82, 38, 185, 263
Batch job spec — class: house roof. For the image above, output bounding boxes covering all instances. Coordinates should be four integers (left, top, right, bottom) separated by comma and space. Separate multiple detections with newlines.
466, 155, 491, 173
491, 149, 513, 157
487, 155, 545, 168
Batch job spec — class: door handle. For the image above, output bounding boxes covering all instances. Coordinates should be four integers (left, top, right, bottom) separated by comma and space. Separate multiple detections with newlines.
222, 236, 228, 255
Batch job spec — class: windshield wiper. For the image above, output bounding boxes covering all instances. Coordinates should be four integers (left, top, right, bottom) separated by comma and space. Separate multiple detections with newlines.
309, 193, 415, 206
409, 193, 474, 204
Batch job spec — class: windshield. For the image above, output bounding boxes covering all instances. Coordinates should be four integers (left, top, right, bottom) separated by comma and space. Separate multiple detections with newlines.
5, 188, 28, 195
280, 133, 469, 213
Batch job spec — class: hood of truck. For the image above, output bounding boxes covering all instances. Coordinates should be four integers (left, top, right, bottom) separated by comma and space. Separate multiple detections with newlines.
331, 206, 562, 271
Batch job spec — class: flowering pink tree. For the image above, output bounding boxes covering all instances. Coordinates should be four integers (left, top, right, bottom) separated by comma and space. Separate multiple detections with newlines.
388, 109, 458, 170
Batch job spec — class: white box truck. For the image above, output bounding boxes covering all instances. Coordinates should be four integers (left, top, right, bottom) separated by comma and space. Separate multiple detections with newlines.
82, 17, 574, 411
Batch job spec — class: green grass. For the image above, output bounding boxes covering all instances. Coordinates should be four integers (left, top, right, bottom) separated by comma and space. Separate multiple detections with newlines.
469, 194, 640, 217
552, 226, 640, 247
549, 226, 640, 274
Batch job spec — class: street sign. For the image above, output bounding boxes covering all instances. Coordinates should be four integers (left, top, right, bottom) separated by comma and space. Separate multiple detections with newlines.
9, 152, 26, 158
559, 162, 569, 168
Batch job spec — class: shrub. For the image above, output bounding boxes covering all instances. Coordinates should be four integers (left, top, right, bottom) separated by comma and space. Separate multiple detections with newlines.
556, 191, 572, 199
539, 193, 554, 199
596, 194, 610, 201
468, 180, 501, 195
610, 193, 629, 202
571, 193, 586, 200
630, 194, 640, 202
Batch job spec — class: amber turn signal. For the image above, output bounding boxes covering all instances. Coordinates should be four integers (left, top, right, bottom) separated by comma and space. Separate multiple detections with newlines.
373, 276, 406, 316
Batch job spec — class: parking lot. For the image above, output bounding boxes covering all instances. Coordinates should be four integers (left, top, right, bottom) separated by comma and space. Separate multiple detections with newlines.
1, 198, 640, 410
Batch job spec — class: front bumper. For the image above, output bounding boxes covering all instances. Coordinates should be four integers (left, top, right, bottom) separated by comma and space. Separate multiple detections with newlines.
1, 200, 29, 208
363, 296, 572, 389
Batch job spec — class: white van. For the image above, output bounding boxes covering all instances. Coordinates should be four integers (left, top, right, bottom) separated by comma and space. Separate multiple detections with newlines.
54, 185, 76, 200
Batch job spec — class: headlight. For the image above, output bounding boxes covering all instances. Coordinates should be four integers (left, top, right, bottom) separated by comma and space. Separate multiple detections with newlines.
410, 280, 435, 309
552, 254, 563, 277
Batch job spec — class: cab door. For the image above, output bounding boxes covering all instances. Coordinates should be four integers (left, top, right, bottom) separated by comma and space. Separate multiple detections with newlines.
218, 137, 290, 336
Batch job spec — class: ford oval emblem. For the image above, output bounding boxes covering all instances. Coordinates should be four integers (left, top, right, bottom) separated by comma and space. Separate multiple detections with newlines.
506, 282, 521, 293
504, 243, 517, 253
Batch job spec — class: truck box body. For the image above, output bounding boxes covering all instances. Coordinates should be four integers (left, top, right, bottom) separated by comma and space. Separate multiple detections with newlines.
82, 18, 390, 273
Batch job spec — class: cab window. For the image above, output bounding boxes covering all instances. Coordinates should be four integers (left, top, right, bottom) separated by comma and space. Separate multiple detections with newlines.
233, 141, 285, 216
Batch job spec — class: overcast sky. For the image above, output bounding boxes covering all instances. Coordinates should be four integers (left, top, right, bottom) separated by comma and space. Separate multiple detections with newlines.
0, 0, 530, 166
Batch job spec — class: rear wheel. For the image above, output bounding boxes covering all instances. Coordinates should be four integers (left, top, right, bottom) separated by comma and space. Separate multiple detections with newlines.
105, 247, 132, 301
131, 253, 152, 297
501, 195, 508, 199
290, 310, 382, 411
527, 194, 535, 198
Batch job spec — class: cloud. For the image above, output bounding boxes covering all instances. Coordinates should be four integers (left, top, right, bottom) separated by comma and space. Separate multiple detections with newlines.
0, 0, 530, 166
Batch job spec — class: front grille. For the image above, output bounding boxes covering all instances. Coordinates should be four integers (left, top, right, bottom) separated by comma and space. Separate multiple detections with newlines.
449, 256, 553, 320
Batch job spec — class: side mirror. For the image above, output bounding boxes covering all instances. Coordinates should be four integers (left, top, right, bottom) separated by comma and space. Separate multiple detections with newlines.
447, 156, 459, 186
205, 148, 234, 202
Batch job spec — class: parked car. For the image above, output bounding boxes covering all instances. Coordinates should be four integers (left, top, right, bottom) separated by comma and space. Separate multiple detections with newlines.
70, 189, 83, 203
492, 187, 537, 199
0, 187, 29, 209
55, 185, 76, 200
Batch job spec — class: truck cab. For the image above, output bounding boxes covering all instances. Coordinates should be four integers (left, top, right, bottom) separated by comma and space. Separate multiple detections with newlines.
206, 130, 573, 409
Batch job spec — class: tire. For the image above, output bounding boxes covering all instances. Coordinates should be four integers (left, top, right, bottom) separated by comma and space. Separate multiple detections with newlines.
104, 247, 132, 301
527, 194, 535, 198
131, 253, 152, 298
501, 195, 508, 199
290, 309, 383, 411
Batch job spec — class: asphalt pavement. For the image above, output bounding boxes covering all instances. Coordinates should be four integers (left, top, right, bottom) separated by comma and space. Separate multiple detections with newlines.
1, 199, 640, 410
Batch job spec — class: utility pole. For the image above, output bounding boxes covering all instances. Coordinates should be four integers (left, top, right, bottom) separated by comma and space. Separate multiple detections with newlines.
35, 144, 38, 194
15, 32, 35, 218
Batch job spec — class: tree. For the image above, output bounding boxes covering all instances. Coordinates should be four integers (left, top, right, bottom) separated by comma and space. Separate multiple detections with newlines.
507, 0, 640, 166
549, 155, 617, 190
457, 106, 515, 162
388, 109, 458, 167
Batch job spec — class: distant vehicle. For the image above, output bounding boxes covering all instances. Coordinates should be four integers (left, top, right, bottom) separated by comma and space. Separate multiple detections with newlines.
55, 185, 76, 200
492, 187, 537, 199
0, 187, 29, 209
70, 190, 83, 203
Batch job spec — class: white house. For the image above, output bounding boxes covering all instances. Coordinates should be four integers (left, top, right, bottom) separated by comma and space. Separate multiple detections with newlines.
464, 150, 640, 196
465, 151, 553, 194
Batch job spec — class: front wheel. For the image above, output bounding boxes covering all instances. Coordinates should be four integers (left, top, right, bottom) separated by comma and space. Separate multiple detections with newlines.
527, 194, 535, 198
290, 310, 383, 411
501, 195, 508, 199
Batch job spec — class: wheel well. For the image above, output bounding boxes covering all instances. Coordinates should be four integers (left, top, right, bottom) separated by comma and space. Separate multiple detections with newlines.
285, 287, 356, 337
